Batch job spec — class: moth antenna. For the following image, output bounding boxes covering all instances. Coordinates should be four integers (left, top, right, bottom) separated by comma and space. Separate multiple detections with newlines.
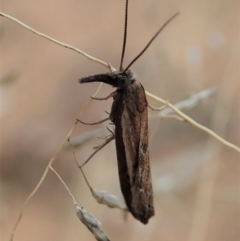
124, 12, 180, 72
119, 0, 129, 71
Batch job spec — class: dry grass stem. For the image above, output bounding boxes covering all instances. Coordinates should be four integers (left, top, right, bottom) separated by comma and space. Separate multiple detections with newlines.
69, 140, 127, 211
148, 102, 168, 111
75, 205, 111, 241
50, 166, 76, 203
50, 167, 110, 241
146, 91, 240, 153
157, 87, 216, 116
160, 115, 184, 121
149, 87, 214, 142
0, 12, 111, 70
78, 160, 128, 211
9, 128, 73, 241
9, 84, 103, 241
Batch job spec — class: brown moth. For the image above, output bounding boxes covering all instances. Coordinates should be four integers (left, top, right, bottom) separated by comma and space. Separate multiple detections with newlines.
79, 0, 179, 224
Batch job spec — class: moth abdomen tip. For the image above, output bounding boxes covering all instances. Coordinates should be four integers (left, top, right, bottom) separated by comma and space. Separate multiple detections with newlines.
137, 204, 154, 224
138, 213, 152, 225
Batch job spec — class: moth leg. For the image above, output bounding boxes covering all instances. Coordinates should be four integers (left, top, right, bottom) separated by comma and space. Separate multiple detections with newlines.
91, 91, 117, 101
148, 100, 169, 111
96, 127, 115, 142
80, 134, 115, 167
77, 117, 109, 125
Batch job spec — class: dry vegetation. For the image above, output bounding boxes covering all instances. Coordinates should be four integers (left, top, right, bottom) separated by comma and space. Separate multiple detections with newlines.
0, 0, 239, 241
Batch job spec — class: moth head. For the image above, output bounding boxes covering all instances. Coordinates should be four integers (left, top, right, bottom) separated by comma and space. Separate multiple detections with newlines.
79, 69, 135, 89
116, 69, 136, 90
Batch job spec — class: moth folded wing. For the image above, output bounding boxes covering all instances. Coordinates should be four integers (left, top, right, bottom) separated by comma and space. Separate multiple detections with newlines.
79, 73, 118, 87
116, 85, 149, 224
113, 93, 139, 220
127, 82, 154, 224
112, 82, 153, 224
134, 109, 154, 224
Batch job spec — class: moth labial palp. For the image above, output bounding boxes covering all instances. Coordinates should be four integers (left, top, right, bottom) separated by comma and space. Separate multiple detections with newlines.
78, 0, 179, 224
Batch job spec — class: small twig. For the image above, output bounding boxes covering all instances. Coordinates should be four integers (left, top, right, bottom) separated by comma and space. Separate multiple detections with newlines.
9, 130, 72, 241
160, 114, 184, 121
150, 87, 216, 121
0, 11, 113, 71
9, 84, 103, 241
148, 102, 168, 111
50, 166, 76, 203
146, 90, 240, 153
50, 167, 110, 241
69, 142, 128, 212
157, 87, 216, 116
149, 88, 216, 149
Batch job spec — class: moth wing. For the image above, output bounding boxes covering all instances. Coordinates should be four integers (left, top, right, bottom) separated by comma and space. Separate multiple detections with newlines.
112, 93, 136, 218
134, 106, 154, 223
123, 82, 154, 223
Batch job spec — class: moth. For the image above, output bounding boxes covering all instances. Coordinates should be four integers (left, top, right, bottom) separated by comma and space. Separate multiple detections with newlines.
79, 0, 179, 224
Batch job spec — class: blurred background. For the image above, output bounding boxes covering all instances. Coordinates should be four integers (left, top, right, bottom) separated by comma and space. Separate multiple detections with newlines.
0, 0, 239, 240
